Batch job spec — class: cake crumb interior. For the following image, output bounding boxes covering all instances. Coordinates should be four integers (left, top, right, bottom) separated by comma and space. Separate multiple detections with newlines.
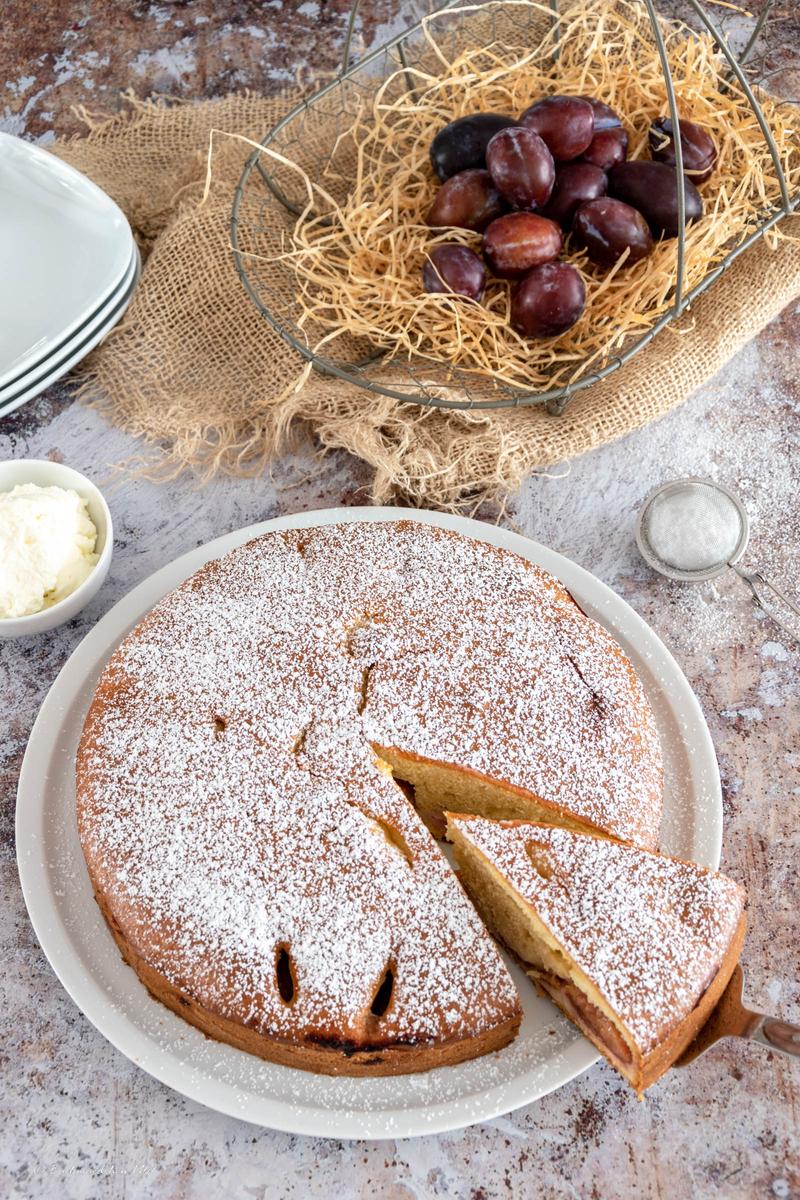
447, 818, 639, 1080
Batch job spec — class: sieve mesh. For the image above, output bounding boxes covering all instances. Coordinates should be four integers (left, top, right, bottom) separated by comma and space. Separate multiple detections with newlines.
639, 480, 747, 577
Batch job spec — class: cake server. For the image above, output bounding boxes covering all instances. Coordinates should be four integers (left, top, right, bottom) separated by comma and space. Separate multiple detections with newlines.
676, 964, 800, 1067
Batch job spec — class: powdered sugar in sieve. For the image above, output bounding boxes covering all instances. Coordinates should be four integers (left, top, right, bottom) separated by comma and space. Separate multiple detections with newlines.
636, 477, 799, 640
637, 479, 748, 579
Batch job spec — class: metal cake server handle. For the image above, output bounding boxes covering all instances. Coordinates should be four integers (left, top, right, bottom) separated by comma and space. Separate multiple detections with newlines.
676, 965, 800, 1067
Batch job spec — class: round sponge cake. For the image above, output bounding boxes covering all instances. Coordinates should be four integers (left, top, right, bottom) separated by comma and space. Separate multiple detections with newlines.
76, 520, 662, 1075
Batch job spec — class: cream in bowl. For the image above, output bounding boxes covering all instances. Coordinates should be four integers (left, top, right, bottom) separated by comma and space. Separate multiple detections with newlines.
0, 483, 99, 618
0, 459, 113, 638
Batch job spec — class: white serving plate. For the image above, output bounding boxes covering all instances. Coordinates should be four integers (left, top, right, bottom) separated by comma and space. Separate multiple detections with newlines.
0, 132, 133, 387
0, 246, 140, 418
16, 507, 722, 1139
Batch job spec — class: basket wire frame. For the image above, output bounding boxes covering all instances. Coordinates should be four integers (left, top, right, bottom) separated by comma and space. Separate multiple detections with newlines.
230, 0, 798, 416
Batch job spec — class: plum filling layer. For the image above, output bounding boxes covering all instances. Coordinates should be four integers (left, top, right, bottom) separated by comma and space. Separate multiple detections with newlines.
533, 970, 633, 1065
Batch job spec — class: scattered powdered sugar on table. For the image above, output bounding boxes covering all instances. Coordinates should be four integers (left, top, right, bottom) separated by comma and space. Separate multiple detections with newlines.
653, 342, 800, 648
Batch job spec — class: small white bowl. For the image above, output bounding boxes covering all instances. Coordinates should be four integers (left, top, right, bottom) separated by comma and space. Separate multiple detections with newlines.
0, 458, 113, 638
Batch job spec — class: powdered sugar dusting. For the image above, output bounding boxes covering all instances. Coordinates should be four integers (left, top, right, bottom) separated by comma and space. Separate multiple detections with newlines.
355, 527, 663, 847
452, 816, 745, 1053
78, 520, 661, 1055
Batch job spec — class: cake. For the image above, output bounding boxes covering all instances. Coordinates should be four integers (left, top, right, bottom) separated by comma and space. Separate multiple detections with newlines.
77, 519, 663, 1075
446, 813, 746, 1093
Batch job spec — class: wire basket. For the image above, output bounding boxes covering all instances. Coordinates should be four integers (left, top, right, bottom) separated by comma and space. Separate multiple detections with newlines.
230, 0, 799, 415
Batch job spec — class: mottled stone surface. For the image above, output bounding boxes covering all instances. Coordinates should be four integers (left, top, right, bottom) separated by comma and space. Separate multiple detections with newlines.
1, 4, 799, 1199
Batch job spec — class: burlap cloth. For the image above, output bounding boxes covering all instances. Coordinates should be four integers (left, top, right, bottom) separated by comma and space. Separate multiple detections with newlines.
54, 93, 800, 510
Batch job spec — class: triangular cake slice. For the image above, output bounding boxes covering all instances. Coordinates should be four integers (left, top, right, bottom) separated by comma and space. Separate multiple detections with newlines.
446, 814, 746, 1094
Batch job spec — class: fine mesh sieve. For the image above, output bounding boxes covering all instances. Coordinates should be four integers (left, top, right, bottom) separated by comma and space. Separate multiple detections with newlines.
636, 477, 800, 639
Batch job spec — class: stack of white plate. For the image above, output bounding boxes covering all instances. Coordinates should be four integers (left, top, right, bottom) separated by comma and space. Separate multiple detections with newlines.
0, 131, 139, 419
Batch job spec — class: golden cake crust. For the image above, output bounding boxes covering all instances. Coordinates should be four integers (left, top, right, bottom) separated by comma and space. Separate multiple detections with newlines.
77, 520, 663, 1075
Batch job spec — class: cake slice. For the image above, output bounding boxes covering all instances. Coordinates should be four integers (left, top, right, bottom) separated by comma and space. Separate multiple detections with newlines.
446, 813, 746, 1094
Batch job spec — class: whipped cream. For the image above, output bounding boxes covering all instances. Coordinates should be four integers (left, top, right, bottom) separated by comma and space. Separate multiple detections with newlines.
0, 483, 99, 619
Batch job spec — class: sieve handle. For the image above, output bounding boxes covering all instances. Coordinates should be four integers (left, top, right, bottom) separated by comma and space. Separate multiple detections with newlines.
731, 563, 800, 643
